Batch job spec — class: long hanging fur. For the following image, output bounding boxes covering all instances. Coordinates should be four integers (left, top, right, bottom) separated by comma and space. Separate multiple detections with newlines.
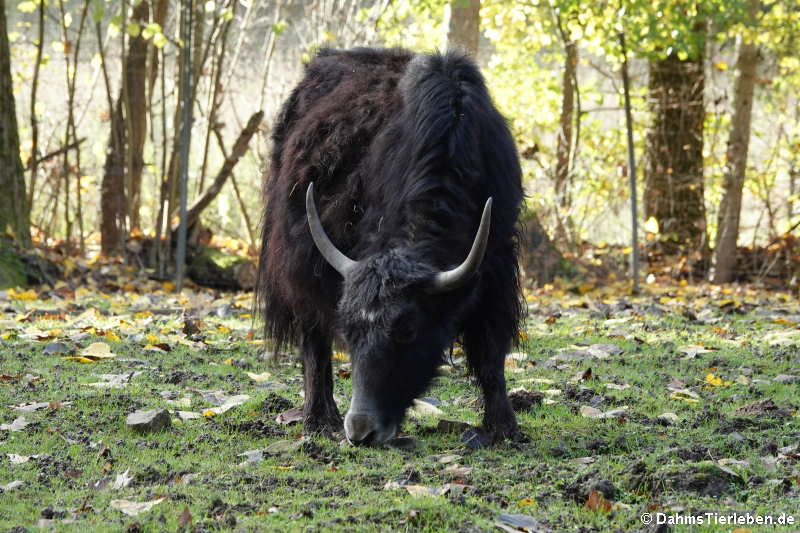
256, 47, 523, 356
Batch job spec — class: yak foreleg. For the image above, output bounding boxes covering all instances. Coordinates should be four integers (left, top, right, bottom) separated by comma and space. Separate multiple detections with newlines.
299, 328, 343, 435
463, 331, 521, 445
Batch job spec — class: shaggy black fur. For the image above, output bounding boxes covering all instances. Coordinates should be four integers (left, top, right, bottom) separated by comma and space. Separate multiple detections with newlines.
257, 47, 523, 441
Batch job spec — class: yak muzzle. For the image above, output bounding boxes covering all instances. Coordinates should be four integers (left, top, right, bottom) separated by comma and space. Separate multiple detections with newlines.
344, 410, 396, 446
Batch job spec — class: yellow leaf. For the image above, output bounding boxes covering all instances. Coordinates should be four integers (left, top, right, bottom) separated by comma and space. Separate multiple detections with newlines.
333, 351, 349, 361
80, 342, 117, 359
145, 334, 160, 344
773, 317, 797, 325
578, 283, 594, 294
517, 498, 535, 507
715, 61, 728, 71
161, 281, 175, 291
202, 409, 216, 417
246, 372, 272, 382
217, 325, 231, 334
105, 330, 121, 342
224, 358, 232, 365
669, 393, 699, 403
644, 216, 659, 234
143, 344, 166, 352
134, 311, 153, 319
10, 289, 37, 301
705, 373, 723, 387
62, 356, 97, 363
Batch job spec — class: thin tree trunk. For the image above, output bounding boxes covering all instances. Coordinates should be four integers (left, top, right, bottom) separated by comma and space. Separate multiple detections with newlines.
58, 0, 89, 255
712, 5, 759, 283
0, 0, 31, 247
101, 97, 128, 256
643, 51, 707, 253
124, 0, 150, 231
198, 1, 236, 194
26, 0, 45, 211
96, 11, 128, 256
444, 0, 480, 57
553, 13, 577, 246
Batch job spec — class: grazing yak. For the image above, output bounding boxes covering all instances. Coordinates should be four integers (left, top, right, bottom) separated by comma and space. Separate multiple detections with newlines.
257, 47, 523, 445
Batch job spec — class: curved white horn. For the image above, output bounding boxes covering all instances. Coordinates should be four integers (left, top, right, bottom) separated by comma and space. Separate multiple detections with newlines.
306, 182, 358, 277
429, 198, 492, 292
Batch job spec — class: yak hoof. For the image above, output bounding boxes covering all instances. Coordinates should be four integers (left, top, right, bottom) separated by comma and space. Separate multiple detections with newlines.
304, 412, 344, 438
483, 421, 526, 446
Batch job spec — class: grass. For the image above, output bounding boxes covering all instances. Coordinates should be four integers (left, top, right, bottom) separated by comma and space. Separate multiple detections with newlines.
1, 279, 799, 532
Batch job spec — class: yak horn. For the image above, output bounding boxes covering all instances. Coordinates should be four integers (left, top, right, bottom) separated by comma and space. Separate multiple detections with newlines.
306, 182, 358, 277
430, 198, 492, 293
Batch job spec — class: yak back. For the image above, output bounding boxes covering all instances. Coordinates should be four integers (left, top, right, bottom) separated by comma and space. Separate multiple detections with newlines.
258, 47, 522, 350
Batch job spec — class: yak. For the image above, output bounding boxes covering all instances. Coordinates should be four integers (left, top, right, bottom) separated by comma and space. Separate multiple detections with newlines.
257, 47, 523, 445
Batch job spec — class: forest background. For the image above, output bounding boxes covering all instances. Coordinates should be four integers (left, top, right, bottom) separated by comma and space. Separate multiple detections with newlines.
1, 0, 800, 290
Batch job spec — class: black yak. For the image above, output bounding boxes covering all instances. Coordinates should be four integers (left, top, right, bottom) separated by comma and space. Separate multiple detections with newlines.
257, 47, 523, 445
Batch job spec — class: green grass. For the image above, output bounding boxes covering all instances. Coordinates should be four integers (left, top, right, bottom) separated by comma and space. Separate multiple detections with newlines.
1, 282, 799, 532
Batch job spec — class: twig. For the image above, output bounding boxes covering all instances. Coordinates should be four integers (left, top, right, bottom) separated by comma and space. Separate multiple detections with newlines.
172, 111, 264, 233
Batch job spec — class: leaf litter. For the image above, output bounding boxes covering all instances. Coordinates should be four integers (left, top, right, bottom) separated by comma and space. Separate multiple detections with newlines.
2, 273, 800, 530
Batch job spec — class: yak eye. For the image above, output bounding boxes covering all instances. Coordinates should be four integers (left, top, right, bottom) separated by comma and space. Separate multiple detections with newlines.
392, 314, 417, 344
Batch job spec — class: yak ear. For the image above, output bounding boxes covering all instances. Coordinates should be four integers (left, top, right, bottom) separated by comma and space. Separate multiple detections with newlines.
427, 198, 492, 293
306, 182, 359, 277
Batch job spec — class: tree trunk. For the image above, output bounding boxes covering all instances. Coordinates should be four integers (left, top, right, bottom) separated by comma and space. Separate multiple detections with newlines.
643, 52, 707, 253
554, 38, 577, 245
0, 0, 31, 247
712, 4, 759, 283
519, 210, 565, 285
444, 0, 480, 57
124, 0, 150, 231
101, 97, 128, 256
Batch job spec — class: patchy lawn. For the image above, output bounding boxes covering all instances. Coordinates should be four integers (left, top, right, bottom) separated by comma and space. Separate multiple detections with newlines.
1, 271, 799, 532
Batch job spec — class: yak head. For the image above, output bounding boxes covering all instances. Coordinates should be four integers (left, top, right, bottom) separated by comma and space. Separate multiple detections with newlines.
306, 183, 491, 445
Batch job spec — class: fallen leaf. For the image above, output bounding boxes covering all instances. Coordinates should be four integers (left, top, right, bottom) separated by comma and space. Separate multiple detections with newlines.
1, 416, 30, 432
202, 394, 250, 416
495, 512, 551, 533
246, 371, 272, 382
275, 407, 303, 425
1, 480, 24, 491
239, 449, 264, 465
408, 399, 444, 418
178, 506, 193, 532
585, 489, 612, 512
79, 342, 117, 359
570, 367, 592, 383
111, 469, 133, 490
580, 406, 629, 419
7, 453, 42, 464
110, 497, 167, 516
9, 401, 53, 412
264, 439, 303, 455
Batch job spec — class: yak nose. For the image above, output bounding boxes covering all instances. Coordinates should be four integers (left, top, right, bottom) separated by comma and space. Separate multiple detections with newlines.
344, 412, 377, 445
